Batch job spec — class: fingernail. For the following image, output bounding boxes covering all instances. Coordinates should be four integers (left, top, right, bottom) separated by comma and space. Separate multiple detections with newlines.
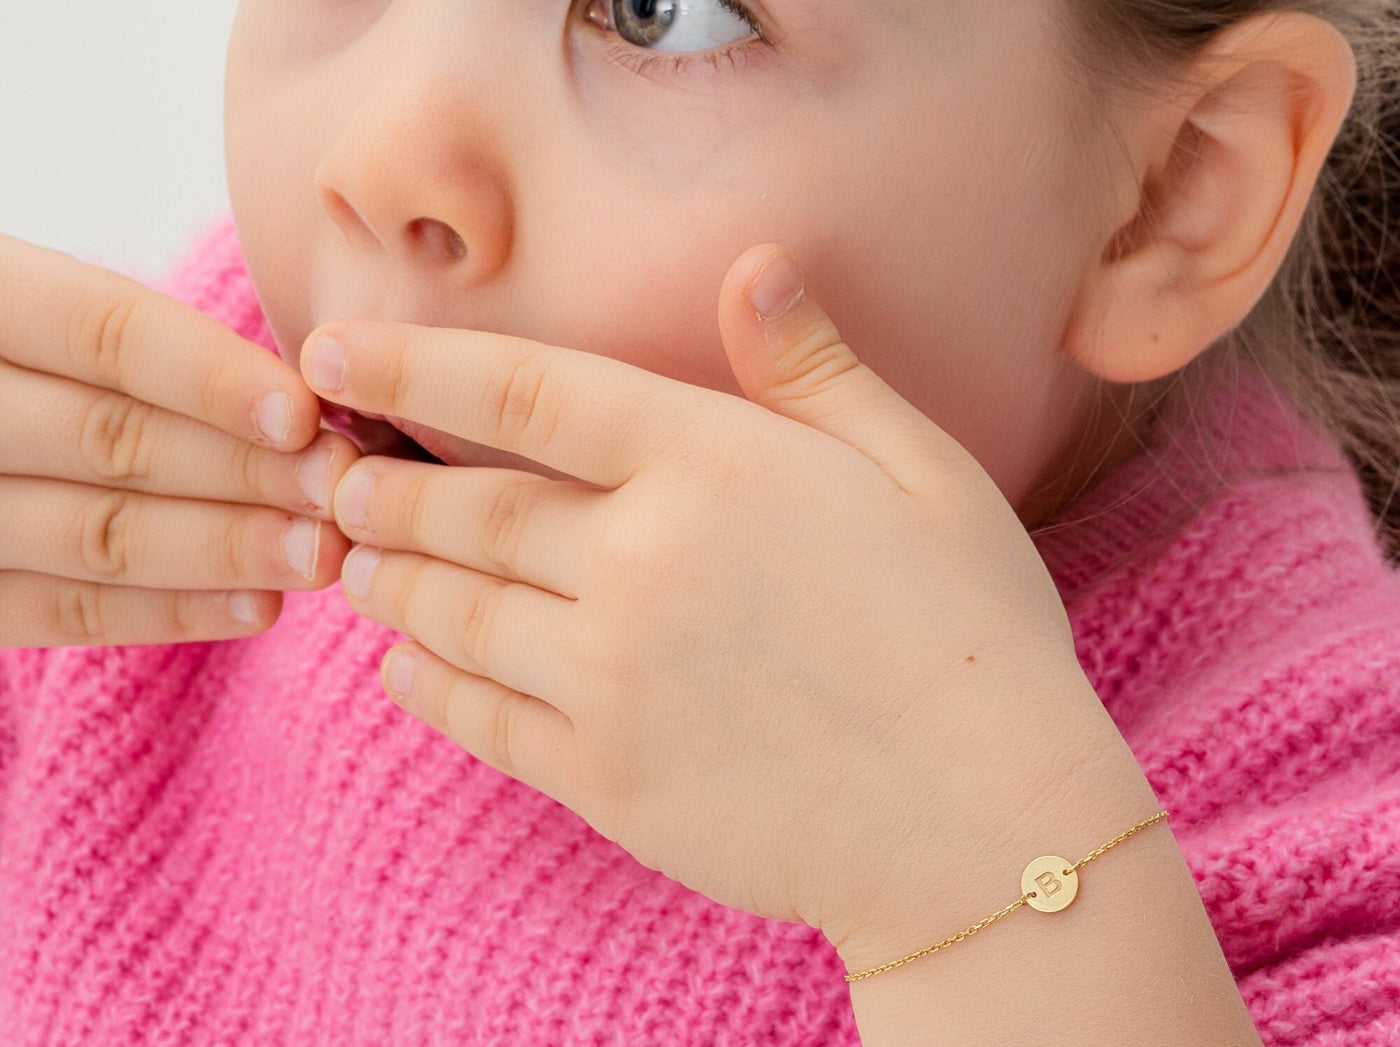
282, 518, 321, 580
383, 650, 416, 703
749, 254, 804, 321
255, 390, 292, 444
296, 446, 334, 513
343, 545, 380, 600
336, 467, 373, 531
227, 590, 260, 625
305, 336, 347, 393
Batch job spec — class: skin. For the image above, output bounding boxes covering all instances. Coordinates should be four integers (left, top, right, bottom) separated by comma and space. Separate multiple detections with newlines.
224, 0, 1143, 524
0, 233, 356, 646
218, 1, 1356, 1042
0, 8, 1352, 1034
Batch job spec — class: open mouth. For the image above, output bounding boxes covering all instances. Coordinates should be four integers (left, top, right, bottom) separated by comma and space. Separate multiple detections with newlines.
316, 400, 581, 482
318, 400, 445, 464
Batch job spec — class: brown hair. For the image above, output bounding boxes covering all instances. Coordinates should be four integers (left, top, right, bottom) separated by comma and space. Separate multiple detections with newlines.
1053, 1, 1400, 561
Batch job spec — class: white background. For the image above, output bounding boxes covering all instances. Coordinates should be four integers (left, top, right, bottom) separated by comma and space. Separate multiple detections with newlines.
0, 1, 240, 285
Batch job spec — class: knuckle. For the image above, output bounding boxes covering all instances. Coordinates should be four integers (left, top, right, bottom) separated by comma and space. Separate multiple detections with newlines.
231, 439, 265, 501
66, 289, 141, 388
489, 692, 520, 780
197, 351, 235, 426
386, 351, 411, 418
78, 491, 138, 579
210, 513, 253, 583
487, 352, 563, 458
480, 477, 536, 573
54, 580, 107, 642
168, 590, 202, 639
398, 474, 433, 545
773, 329, 860, 405
590, 507, 666, 577
79, 393, 157, 482
392, 557, 427, 628
456, 581, 502, 671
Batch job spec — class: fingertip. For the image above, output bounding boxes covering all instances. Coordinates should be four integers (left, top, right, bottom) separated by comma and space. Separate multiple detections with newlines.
300, 329, 349, 396
245, 338, 331, 451
311, 522, 356, 589
331, 460, 375, 537
718, 245, 810, 339
296, 430, 362, 520
748, 251, 805, 322
382, 643, 419, 707
253, 389, 294, 446
723, 243, 788, 299
248, 384, 322, 454
340, 544, 381, 602
227, 590, 259, 626
291, 384, 328, 448
224, 589, 283, 632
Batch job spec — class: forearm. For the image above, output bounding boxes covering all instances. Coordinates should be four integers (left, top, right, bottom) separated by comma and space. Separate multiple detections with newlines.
836, 712, 1263, 1047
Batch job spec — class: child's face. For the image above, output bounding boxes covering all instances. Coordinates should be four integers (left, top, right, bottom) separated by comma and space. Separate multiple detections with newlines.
225, 0, 1131, 523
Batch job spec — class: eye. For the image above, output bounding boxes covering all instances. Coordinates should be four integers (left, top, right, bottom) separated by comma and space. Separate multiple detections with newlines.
596, 0, 759, 53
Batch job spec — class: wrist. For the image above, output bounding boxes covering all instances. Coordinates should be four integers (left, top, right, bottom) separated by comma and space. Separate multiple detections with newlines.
836, 820, 1262, 1047
825, 678, 1164, 978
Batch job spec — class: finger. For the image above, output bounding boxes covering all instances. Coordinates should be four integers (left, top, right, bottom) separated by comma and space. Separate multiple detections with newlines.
378, 640, 576, 806
300, 321, 705, 489
0, 234, 321, 451
0, 361, 357, 518
0, 571, 281, 647
332, 459, 599, 598
340, 545, 576, 711
717, 245, 973, 491
0, 476, 350, 590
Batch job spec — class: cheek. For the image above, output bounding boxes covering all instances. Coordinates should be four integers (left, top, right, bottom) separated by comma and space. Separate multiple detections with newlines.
767, 94, 1088, 501
227, 153, 318, 368
220, 0, 1086, 509
518, 193, 762, 398
224, 77, 327, 367
516, 119, 1074, 478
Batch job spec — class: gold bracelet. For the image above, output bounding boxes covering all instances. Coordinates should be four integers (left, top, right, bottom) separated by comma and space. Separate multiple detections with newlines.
843, 809, 1170, 983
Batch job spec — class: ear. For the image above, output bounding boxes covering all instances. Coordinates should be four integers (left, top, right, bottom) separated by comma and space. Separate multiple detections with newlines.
1062, 11, 1356, 384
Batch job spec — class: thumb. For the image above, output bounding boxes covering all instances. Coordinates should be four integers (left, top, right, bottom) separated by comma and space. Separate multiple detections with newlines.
718, 244, 955, 487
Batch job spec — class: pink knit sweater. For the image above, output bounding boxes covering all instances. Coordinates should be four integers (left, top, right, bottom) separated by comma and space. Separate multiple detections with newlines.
2, 216, 1399, 1046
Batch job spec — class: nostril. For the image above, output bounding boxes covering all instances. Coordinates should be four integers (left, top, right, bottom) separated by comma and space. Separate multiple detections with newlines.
320, 187, 376, 248
406, 217, 467, 263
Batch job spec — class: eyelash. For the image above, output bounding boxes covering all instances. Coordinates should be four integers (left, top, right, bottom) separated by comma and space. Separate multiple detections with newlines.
586, 0, 769, 80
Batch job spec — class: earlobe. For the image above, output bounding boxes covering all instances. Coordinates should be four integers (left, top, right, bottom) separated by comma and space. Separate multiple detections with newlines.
1061, 11, 1357, 386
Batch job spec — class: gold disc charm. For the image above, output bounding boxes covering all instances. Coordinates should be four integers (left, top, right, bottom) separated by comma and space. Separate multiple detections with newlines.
1022, 855, 1078, 913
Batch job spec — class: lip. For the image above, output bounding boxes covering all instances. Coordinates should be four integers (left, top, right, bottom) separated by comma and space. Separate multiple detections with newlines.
316, 383, 589, 482
319, 403, 491, 471
318, 400, 443, 462
303, 295, 468, 457
302, 308, 557, 472
386, 416, 466, 464
387, 414, 585, 481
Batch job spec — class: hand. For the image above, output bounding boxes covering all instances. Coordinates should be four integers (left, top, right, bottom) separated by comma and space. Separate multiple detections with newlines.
304, 245, 1118, 961
0, 234, 357, 647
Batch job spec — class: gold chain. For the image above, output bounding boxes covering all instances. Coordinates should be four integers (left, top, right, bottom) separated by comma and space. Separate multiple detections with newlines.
843, 809, 1170, 983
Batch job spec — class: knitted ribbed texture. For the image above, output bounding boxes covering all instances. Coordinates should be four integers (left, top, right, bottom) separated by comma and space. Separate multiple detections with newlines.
1, 214, 1398, 1045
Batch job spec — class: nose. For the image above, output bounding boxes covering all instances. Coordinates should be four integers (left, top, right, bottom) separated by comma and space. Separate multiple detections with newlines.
313, 31, 516, 287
